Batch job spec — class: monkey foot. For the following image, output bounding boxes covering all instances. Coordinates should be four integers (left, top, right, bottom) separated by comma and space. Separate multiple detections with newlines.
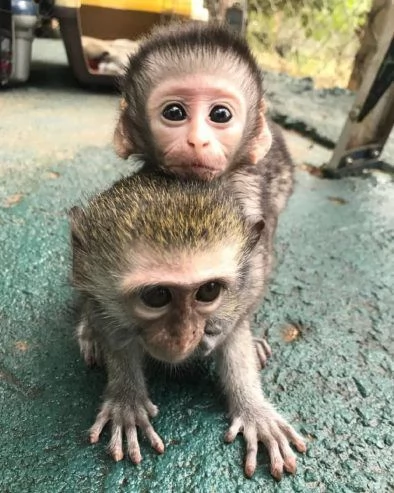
253, 337, 272, 369
224, 406, 306, 480
89, 397, 164, 462
76, 320, 102, 367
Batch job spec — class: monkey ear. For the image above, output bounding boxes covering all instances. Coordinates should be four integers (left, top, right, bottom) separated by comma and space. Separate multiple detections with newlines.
248, 217, 265, 251
249, 99, 272, 165
113, 98, 134, 160
68, 206, 87, 251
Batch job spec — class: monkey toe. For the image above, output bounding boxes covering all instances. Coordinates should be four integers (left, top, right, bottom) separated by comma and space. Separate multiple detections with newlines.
243, 427, 258, 477
79, 339, 102, 367
283, 454, 297, 474
224, 416, 243, 443
144, 399, 159, 418
126, 426, 142, 464
253, 337, 272, 369
138, 416, 165, 454
278, 420, 307, 453
89, 403, 111, 443
108, 424, 124, 461
267, 441, 284, 481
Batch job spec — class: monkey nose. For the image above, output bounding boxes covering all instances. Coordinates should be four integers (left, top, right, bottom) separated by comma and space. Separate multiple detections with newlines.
187, 128, 210, 150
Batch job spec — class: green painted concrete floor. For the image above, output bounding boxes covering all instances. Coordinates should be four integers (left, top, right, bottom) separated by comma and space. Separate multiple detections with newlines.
1, 40, 393, 493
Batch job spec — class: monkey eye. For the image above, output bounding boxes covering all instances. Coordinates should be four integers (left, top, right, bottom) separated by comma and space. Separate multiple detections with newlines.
162, 103, 187, 121
140, 286, 172, 308
195, 281, 222, 303
209, 105, 232, 123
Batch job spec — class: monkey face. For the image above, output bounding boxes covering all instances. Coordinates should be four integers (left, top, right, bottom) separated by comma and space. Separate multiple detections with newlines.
147, 74, 247, 179
125, 280, 229, 363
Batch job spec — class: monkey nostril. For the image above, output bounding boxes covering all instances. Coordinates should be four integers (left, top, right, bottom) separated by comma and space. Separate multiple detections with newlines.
187, 132, 210, 150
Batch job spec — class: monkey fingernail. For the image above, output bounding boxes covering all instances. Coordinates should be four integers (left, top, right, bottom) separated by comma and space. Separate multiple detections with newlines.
147, 432, 165, 453
284, 456, 297, 474
271, 467, 283, 482
153, 440, 165, 454
145, 401, 159, 417
225, 417, 243, 442
89, 433, 100, 444
244, 465, 256, 478
111, 449, 124, 462
224, 431, 236, 443
129, 451, 142, 464
244, 457, 257, 478
296, 440, 307, 453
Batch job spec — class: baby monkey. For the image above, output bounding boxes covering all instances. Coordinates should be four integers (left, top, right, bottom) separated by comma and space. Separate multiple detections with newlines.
70, 169, 306, 480
113, 22, 295, 367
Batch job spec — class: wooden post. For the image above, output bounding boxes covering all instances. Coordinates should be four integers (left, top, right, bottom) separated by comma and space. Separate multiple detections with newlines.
348, 0, 390, 91
324, 1, 394, 172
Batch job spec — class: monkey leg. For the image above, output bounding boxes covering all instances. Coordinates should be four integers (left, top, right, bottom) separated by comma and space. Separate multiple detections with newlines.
253, 337, 272, 369
217, 321, 306, 479
89, 347, 165, 462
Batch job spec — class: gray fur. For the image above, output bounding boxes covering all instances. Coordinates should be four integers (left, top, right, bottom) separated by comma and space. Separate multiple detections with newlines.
70, 169, 305, 478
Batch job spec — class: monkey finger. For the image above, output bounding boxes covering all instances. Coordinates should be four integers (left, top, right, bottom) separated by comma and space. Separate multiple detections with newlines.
278, 421, 307, 453
260, 338, 272, 358
277, 438, 297, 474
89, 404, 111, 443
144, 399, 159, 418
108, 423, 124, 461
255, 343, 268, 368
126, 425, 142, 464
253, 337, 272, 369
224, 417, 243, 443
139, 418, 165, 454
266, 439, 284, 481
243, 427, 258, 478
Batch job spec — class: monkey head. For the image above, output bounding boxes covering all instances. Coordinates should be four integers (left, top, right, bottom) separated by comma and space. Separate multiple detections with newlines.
114, 23, 272, 179
70, 172, 264, 364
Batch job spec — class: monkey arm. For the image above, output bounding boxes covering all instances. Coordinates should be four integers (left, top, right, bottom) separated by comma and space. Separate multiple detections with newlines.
216, 321, 306, 480
89, 343, 164, 463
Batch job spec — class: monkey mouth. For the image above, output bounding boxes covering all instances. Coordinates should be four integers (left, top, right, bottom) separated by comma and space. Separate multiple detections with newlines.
140, 335, 201, 364
169, 162, 223, 179
145, 345, 196, 364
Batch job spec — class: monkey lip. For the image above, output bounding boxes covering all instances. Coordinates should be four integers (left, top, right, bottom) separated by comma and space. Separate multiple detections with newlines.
169, 162, 223, 178
147, 347, 195, 364
142, 339, 200, 364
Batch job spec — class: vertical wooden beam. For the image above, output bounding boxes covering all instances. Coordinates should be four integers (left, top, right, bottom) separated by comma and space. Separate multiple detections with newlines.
324, 1, 394, 172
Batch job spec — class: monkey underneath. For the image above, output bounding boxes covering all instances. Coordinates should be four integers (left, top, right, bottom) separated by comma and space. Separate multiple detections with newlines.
112, 22, 295, 367
70, 170, 306, 480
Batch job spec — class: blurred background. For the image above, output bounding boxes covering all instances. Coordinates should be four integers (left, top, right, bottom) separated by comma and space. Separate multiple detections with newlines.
0, 0, 385, 90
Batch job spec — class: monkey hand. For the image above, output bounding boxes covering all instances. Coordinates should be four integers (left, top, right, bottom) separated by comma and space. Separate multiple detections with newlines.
89, 397, 165, 463
224, 404, 306, 480
253, 337, 272, 369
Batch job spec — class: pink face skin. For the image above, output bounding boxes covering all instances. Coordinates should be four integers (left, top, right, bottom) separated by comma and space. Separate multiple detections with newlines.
147, 74, 247, 179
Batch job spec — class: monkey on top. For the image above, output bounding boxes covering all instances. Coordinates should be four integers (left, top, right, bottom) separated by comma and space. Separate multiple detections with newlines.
70, 170, 306, 482
110, 22, 295, 369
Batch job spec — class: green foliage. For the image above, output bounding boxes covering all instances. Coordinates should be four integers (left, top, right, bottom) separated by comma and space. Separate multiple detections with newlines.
298, 0, 371, 41
247, 0, 372, 86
